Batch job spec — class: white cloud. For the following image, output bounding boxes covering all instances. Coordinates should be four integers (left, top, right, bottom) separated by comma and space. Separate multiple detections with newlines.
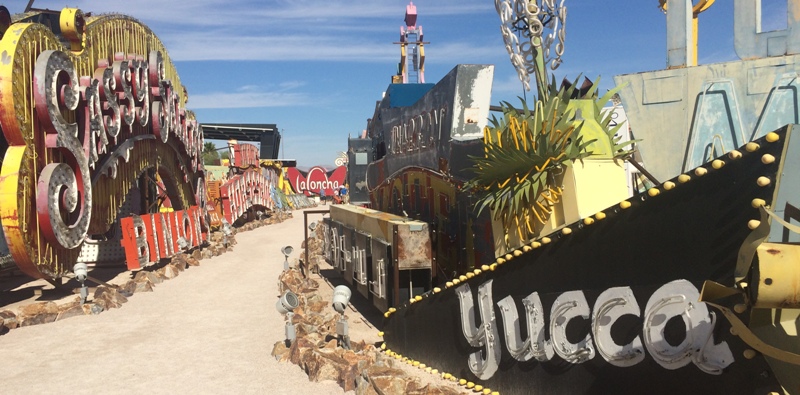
27, 0, 497, 63
492, 73, 528, 95
235, 85, 261, 92
189, 90, 309, 109
278, 80, 307, 89
27, 0, 490, 28
161, 32, 397, 61
160, 32, 505, 63
424, 42, 507, 64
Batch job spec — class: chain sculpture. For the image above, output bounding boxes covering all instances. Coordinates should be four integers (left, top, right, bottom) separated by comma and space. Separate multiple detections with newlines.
495, 0, 566, 96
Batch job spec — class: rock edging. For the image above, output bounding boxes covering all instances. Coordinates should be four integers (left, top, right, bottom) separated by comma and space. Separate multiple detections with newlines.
0, 211, 294, 335
271, 269, 464, 395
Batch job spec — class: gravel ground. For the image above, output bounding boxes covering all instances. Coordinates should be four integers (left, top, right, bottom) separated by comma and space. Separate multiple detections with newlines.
0, 207, 466, 394
0, 209, 347, 394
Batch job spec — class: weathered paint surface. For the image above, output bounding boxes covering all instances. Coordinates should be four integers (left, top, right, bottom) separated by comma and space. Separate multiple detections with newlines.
205, 150, 283, 228
616, 0, 800, 181
328, 204, 431, 267
286, 166, 346, 197
0, 10, 204, 278
360, 65, 495, 276
368, 166, 483, 278
218, 167, 274, 224
365, 64, 493, 191
119, 206, 206, 269
326, 204, 432, 311
230, 143, 260, 168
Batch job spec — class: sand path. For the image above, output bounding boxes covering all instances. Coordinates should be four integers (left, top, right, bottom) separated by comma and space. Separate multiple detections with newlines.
0, 209, 358, 394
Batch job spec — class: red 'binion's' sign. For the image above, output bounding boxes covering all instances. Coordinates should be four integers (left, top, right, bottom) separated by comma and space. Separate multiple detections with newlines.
119, 206, 207, 269
286, 166, 346, 196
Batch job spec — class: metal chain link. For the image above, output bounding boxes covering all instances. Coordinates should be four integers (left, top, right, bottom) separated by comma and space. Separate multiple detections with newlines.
496, 0, 567, 91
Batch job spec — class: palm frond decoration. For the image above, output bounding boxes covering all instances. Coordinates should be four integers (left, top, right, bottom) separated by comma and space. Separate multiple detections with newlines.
464, 77, 634, 241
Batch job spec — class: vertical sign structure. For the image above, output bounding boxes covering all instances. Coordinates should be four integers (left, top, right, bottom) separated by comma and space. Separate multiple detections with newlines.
0, 8, 205, 278
216, 143, 276, 224
396, 2, 426, 84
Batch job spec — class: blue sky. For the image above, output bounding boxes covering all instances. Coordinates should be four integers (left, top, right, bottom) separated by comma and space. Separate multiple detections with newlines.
24, 1, 787, 168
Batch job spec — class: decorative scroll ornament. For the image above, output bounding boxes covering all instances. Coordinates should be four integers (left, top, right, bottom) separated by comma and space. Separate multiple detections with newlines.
334, 151, 348, 167
495, 0, 567, 92
33, 50, 92, 250
0, 9, 203, 278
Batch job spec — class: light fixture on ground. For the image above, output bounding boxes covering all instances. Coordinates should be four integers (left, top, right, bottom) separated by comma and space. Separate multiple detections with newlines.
177, 236, 190, 251
332, 285, 352, 349
221, 218, 233, 247
276, 290, 300, 345
73, 262, 89, 304
308, 221, 317, 231
281, 246, 293, 270
221, 219, 233, 236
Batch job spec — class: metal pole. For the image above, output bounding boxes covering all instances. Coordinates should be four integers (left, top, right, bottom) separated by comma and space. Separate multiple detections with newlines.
627, 157, 660, 186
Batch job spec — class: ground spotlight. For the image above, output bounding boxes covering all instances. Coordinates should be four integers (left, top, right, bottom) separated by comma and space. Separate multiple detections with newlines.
177, 236, 190, 251
276, 290, 299, 314
332, 285, 351, 314
308, 221, 317, 231
276, 290, 299, 345
282, 245, 294, 270
73, 262, 89, 304
332, 285, 352, 349
221, 219, 233, 237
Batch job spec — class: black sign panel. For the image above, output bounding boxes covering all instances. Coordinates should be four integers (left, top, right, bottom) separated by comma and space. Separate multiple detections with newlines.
383, 129, 790, 394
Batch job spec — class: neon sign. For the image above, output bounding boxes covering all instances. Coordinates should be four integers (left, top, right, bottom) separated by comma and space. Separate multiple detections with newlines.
0, 10, 204, 278
119, 206, 207, 269
287, 166, 347, 196
219, 168, 274, 224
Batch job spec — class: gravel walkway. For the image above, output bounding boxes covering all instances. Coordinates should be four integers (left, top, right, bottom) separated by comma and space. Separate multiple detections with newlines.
0, 209, 348, 394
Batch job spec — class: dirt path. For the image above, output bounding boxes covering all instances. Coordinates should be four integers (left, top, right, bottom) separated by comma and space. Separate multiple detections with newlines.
0, 209, 351, 394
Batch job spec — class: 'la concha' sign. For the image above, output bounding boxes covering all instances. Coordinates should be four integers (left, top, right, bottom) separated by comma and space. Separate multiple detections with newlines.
287, 166, 346, 196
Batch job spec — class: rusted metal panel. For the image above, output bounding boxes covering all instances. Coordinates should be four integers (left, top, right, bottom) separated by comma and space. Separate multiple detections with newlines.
394, 223, 431, 270
367, 166, 463, 275
205, 180, 224, 229
329, 205, 395, 244
329, 204, 431, 269
751, 242, 800, 309
328, 204, 431, 310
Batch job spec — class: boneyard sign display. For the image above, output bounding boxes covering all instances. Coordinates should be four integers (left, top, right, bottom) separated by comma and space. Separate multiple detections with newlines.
0, 8, 204, 278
